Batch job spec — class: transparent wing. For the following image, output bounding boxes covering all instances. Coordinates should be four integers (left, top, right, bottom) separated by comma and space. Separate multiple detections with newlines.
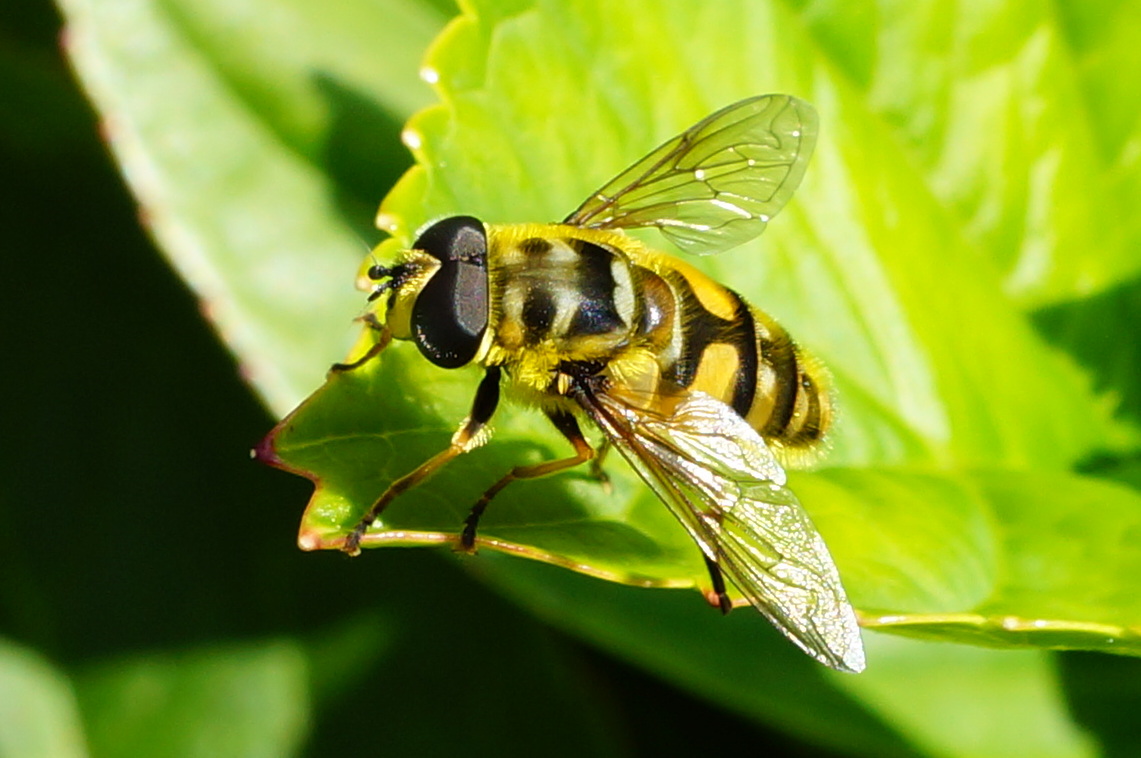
563, 94, 818, 256
577, 382, 864, 672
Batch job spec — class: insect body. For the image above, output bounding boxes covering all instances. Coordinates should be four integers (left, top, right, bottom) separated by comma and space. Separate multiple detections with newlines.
339, 95, 864, 672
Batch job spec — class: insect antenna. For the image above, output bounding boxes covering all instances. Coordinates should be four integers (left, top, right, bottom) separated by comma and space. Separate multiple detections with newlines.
365, 262, 412, 302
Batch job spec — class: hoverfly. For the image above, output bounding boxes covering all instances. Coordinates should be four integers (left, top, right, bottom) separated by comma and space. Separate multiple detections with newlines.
335, 94, 864, 672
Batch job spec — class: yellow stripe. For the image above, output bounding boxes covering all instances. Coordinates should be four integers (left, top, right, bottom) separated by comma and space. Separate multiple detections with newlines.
642, 255, 739, 321
688, 343, 739, 404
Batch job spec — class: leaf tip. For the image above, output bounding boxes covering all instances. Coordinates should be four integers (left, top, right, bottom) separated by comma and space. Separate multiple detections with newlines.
251, 429, 283, 468
297, 528, 325, 552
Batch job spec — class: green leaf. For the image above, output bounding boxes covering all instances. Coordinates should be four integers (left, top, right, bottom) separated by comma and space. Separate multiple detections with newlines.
806, 468, 1141, 655
480, 561, 1101, 758
787, 0, 1141, 307
74, 641, 309, 758
0, 639, 87, 758
265, 364, 1141, 655
842, 639, 1098, 758
58, 0, 448, 410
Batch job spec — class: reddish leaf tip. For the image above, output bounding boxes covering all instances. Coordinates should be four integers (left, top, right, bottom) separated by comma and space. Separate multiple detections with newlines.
297, 530, 322, 551
251, 432, 281, 467
298, 526, 350, 553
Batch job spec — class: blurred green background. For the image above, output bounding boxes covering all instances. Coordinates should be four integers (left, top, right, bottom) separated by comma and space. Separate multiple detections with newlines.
5, 0, 1141, 757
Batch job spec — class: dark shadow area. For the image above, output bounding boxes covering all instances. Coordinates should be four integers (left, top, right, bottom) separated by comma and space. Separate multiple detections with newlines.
1038, 278, 1141, 758
1033, 273, 1141, 486
1057, 651, 1141, 758
314, 71, 413, 243
1033, 273, 1141, 433
569, 641, 871, 758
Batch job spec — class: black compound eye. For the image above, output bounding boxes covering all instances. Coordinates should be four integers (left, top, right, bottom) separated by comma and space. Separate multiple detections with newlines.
411, 216, 490, 368
413, 215, 487, 265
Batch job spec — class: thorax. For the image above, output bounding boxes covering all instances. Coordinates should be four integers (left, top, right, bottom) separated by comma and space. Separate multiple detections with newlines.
481, 224, 640, 369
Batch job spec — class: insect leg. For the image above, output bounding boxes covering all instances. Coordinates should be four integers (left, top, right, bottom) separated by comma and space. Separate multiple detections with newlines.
704, 555, 733, 615
588, 439, 612, 493
329, 314, 392, 373
341, 366, 502, 556
459, 410, 595, 552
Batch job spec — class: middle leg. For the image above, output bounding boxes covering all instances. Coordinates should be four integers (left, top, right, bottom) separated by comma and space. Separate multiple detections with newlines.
459, 410, 595, 552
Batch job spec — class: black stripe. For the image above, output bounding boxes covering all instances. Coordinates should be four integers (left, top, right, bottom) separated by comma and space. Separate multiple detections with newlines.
669, 300, 714, 390
570, 300, 625, 335
662, 272, 757, 418
760, 330, 799, 438
567, 238, 624, 335
786, 373, 825, 446
521, 286, 557, 343
518, 237, 551, 256
728, 302, 757, 418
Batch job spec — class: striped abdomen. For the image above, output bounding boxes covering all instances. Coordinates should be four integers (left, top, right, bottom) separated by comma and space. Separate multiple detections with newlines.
486, 224, 831, 455
625, 251, 833, 457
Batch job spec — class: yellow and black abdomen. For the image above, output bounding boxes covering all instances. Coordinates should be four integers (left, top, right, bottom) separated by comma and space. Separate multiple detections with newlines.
627, 249, 833, 461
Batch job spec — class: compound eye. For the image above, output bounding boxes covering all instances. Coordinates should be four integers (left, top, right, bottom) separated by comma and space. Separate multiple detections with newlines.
410, 217, 489, 368
412, 215, 487, 265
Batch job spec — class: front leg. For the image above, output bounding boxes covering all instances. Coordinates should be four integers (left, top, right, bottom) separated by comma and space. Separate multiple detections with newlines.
329, 314, 391, 374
